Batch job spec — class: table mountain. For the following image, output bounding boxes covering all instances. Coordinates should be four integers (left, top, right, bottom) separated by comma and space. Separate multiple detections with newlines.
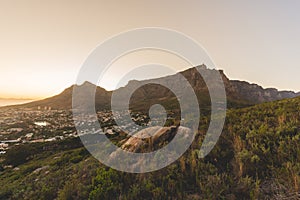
4, 65, 299, 110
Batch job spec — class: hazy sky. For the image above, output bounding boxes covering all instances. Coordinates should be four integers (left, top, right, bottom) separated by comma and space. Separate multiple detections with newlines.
1, 0, 300, 99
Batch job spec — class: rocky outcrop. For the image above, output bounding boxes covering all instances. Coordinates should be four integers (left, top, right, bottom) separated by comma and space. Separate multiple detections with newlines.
120, 126, 180, 153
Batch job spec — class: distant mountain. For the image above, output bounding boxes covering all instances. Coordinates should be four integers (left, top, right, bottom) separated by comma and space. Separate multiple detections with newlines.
5, 81, 111, 110
4, 65, 299, 111
227, 80, 300, 104
0, 98, 34, 107
120, 65, 299, 112
180, 65, 299, 104
0, 98, 33, 100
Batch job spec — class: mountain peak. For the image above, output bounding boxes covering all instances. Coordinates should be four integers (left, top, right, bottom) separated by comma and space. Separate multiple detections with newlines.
79, 81, 96, 87
2, 66, 299, 110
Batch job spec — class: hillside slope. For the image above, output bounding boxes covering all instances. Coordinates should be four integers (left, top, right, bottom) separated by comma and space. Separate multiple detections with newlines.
1, 96, 299, 199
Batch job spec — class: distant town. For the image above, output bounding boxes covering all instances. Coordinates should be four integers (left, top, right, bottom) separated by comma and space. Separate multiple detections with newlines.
0, 106, 177, 154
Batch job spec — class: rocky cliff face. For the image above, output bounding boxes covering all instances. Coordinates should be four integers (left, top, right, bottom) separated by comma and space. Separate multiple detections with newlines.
179, 65, 299, 104
5, 65, 299, 110
227, 80, 299, 104
118, 65, 299, 111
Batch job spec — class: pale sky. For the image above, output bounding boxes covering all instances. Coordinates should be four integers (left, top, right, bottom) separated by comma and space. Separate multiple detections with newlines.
0, 0, 300, 99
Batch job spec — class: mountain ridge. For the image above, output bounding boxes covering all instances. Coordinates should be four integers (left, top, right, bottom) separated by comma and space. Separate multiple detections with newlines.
2, 65, 299, 110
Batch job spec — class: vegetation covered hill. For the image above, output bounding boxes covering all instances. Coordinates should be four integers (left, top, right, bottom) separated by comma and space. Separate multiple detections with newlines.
0, 96, 299, 199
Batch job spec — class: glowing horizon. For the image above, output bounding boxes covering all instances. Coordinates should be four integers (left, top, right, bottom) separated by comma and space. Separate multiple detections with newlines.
1, 1, 300, 99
